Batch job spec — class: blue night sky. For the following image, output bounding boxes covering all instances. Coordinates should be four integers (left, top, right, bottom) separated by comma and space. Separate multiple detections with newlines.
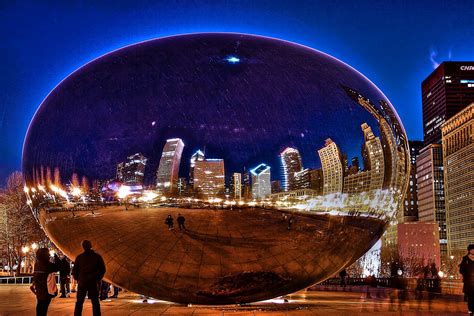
1, 0, 473, 186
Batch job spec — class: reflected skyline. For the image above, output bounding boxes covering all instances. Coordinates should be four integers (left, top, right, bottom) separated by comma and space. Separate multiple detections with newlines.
21, 33, 409, 304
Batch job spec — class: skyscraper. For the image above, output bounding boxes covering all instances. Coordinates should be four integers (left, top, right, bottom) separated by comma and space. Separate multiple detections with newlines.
116, 153, 147, 185
403, 140, 424, 222
318, 139, 343, 195
441, 103, 474, 257
280, 147, 303, 191
343, 123, 384, 195
251, 163, 271, 199
242, 167, 251, 199
189, 149, 205, 187
422, 62, 474, 145
156, 138, 184, 194
193, 159, 225, 197
294, 168, 323, 194
416, 144, 447, 262
361, 123, 385, 191
230, 173, 242, 199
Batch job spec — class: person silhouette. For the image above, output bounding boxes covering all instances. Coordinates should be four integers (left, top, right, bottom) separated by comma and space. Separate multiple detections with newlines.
177, 214, 186, 230
165, 215, 174, 230
72, 240, 106, 316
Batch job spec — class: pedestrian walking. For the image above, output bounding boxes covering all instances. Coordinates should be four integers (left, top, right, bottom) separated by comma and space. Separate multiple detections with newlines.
72, 240, 106, 316
460, 244, 474, 315
30, 248, 61, 316
59, 256, 71, 298
165, 214, 174, 230
177, 213, 186, 230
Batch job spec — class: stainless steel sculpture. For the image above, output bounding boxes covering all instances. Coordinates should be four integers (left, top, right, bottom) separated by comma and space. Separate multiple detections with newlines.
22, 33, 409, 304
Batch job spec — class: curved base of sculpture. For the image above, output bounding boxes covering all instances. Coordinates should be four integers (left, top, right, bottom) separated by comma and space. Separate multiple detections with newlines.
39, 205, 385, 304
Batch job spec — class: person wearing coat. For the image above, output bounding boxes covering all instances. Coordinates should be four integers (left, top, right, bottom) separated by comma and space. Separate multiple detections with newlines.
72, 240, 106, 316
460, 244, 474, 314
30, 248, 61, 316
165, 215, 174, 230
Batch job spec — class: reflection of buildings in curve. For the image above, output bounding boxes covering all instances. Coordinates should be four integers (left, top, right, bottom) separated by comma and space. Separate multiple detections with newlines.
114, 121, 388, 204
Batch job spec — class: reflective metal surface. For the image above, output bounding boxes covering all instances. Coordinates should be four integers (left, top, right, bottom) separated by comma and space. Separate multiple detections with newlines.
22, 33, 409, 304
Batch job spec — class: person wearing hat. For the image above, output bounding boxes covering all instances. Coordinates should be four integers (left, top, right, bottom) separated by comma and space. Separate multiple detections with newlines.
460, 244, 474, 314
72, 240, 106, 316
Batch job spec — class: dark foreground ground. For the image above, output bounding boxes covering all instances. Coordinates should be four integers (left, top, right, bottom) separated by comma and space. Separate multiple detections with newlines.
0, 285, 469, 315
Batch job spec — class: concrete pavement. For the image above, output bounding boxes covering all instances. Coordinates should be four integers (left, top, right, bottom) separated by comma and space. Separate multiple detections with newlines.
0, 285, 470, 315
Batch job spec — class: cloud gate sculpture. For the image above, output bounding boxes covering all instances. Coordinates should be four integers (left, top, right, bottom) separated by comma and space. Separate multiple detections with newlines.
22, 33, 409, 304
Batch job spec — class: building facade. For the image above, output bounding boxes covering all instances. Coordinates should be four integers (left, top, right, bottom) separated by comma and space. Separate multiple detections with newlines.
230, 172, 242, 199
403, 140, 424, 222
397, 222, 441, 270
422, 62, 474, 145
416, 144, 447, 263
189, 149, 205, 187
193, 159, 225, 197
294, 168, 323, 194
116, 153, 147, 185
251, 163, 271, 199
441, 103, 474, 256
361, 123, 385, 191
318, 138, 344, 195
156, 138, 184, 194
280, 147, 303, 191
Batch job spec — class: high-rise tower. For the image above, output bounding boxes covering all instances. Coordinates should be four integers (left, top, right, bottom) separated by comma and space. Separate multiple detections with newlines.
280, 147, 303, 191
156, 138, 184, 194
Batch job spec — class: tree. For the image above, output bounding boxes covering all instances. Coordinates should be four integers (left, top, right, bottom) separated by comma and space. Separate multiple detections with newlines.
0, 172, 47, 275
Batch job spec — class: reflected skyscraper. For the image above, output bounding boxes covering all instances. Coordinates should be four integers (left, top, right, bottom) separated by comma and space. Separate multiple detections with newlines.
116, 153, 147, 185
193, 159, 225, 197
230, 172, 242, 199
280, 147, 303, 191
156, 138, 184, 194
189, 149, 205, 187
294, 168, 323, 194
318, 139, 343, 195
251, 163, 271, 199
343, 123, 384, 194
361, 123, 385, 191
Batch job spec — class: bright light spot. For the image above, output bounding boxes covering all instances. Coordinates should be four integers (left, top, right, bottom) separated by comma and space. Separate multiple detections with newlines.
117, 185, 131, 199
31, 243, 38, 250
226, 56, 240, 64
49, 250, 55, 257
438, 271, 445, 278
140, 191, 158, 202
22, 246, 29, 253
71, 187, 82, 197
23, 186, 29, 193
151, 121, 156, 126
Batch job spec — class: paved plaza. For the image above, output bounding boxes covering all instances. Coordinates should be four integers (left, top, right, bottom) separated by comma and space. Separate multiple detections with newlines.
0, 285, 470, 315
